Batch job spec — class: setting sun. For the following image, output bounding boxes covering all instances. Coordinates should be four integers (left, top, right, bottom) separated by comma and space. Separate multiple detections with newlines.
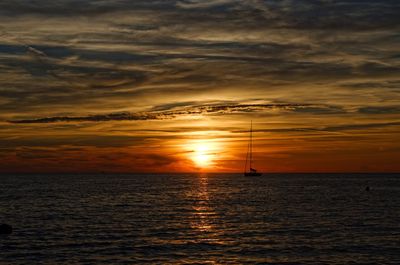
188, 140, 218, 168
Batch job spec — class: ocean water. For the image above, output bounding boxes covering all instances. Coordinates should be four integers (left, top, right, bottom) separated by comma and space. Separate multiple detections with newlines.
1, 173, 399, 264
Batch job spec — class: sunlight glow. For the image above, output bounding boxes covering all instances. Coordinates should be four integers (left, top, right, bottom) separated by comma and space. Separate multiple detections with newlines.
188, 140, 218, 168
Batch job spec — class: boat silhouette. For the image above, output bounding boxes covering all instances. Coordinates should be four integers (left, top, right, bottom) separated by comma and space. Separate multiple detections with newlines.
244, 121, 262, 176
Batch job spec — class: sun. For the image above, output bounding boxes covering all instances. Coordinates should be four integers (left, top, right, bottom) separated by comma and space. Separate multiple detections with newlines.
193, 145, 212, 167
189, 140, 217, 168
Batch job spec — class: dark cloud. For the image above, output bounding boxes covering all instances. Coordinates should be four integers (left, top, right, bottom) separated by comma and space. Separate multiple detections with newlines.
10, 101, 400, 125
325, 121, 400, 131
0, 1, 176, 16
1, 1, 399, 112
0, 135, 146, 148
8, 103, 341, 123
0, 50, 148, 88
340, 80, 400, 90
136, 154, 178, 167
171, 0, 400, 31
1, 1, 399, 30
358, 106, 400, 115
235, 121, 400, 134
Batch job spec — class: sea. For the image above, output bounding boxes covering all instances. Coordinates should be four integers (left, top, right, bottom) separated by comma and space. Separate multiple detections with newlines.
1, 173, 399, 264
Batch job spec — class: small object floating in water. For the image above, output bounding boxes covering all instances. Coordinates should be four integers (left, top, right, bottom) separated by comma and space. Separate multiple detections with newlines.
365, 186, 370, 192
0, 224, 12, 234
244, 121, 262, 177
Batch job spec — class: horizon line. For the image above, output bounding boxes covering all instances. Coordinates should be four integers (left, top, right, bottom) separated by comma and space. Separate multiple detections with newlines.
1, 172, 399, 175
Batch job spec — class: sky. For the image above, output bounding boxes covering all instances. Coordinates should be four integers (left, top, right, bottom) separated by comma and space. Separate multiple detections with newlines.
0, 0, 399, 173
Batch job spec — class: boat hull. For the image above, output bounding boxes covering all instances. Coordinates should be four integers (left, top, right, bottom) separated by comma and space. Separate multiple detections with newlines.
244, 172, 262, 177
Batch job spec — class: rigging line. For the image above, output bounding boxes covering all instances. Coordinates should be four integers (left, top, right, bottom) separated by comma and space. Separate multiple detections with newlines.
250, 120, 253, 170
244, 141, 250, 174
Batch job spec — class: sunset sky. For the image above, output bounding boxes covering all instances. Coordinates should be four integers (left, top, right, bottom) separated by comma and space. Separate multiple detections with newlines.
0, 0, 399, 173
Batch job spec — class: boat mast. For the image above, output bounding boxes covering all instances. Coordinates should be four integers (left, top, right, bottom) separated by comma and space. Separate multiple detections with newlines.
244, 141, 249, 174
250, 120, 252, 170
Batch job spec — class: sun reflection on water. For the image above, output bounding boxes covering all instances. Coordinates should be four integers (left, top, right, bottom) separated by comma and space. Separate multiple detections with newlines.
186, 174, 230, 252
191, 175, 214, 233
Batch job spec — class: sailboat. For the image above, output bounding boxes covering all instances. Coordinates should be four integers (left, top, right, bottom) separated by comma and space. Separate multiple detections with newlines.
244, 121, 262, 176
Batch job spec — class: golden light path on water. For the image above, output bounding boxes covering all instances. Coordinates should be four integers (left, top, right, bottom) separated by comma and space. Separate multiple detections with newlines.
191, 175, 214, 233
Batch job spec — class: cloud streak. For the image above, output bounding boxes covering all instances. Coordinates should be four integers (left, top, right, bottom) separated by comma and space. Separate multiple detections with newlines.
12, 102, 398, 124
9, 103, 324, 123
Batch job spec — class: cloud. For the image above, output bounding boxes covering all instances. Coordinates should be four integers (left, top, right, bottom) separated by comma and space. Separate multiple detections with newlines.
177, 0, 236, 9
357, 106, 400, 115
1, 0, 400, 172
324, 121, 400, 132
0, 135, 146, 148
229, 121, 400, 134
8, 103, 343, 123
340, 80, 400, 89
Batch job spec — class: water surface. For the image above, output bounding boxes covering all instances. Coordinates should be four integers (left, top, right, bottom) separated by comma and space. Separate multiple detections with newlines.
1, 173, 399, 264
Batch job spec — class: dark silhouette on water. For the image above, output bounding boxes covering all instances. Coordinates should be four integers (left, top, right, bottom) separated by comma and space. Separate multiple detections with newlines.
244, 121, 262, 176
366, 186, 370, 191
0, 224, 12, 234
